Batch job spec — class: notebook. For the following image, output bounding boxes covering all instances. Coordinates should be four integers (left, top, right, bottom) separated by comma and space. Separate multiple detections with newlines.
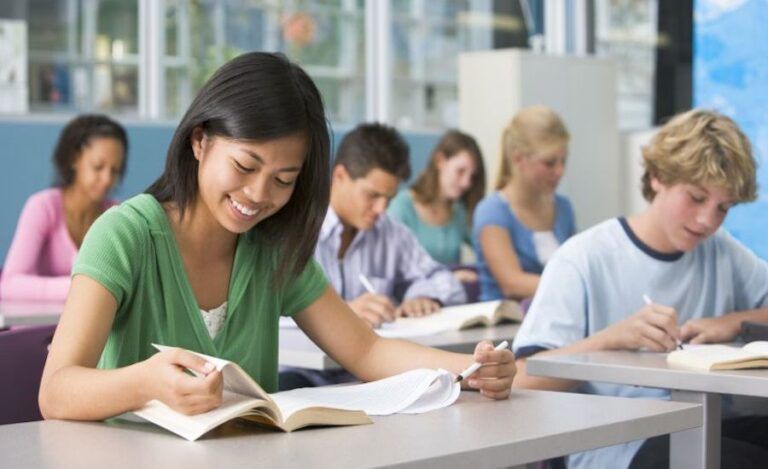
134, 345, 460, 440
666, 341, 768, 371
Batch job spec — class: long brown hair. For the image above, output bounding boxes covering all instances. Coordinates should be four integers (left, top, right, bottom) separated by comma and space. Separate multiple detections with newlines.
411, 129, 485, 222
495, 106, 569, 190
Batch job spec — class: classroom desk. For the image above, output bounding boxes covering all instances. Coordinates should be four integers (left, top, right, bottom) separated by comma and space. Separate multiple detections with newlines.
278, 324, 519, 370
0, 389, 701, 469
526, 350, 768, 469
0, 301, 63, 327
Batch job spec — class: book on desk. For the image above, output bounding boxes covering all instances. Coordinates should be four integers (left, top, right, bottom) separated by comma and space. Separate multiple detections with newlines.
134, 345, 460, 440
667, 341, 768, 371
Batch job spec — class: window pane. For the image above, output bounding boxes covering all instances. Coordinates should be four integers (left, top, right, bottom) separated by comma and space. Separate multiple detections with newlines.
96, 0, 140, 58
391, 0, 519, 130
161, 0, 365, 124
593, 0, 657, 130
28, 0, 80, 54
93, 64, 139, 113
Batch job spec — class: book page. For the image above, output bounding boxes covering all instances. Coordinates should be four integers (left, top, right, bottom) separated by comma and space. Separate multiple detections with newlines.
153, 344, 269, 400
399, 370, 460, 414
134, 391, 265, 441
377, 301, 502, 338
743, 341, 768, 354
270, 368, 458, 419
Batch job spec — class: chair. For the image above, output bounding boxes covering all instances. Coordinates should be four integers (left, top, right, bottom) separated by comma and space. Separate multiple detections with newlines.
0, 324, 56, 424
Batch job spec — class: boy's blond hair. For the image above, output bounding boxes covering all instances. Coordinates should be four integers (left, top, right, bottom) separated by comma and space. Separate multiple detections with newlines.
495, 106, 570, 190
642, 109, 757, 203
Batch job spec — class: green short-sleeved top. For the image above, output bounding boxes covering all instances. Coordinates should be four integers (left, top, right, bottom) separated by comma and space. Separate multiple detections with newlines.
72, 194, 328, 392
387, 189, 470, 265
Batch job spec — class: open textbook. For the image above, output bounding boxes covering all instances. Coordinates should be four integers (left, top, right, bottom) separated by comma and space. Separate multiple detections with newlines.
134, 345, 460, 441
279, 300, 522, 338
377, 300, 523, 338
666, 341, 768, 371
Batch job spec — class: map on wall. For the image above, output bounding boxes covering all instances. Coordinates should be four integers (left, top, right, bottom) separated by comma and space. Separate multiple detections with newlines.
695, 0, 768, 259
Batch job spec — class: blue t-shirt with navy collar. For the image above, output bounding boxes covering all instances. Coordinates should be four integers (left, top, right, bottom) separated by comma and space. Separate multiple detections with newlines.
514, 217, 768, 469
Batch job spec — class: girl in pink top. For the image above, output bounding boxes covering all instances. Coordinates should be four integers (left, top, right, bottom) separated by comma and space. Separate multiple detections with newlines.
0, 115, 128, 302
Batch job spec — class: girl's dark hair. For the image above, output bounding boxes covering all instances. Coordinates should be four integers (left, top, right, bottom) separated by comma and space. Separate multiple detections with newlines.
147, 52, 331, 286
411, 130, 485, 223
52, 114, 128, 187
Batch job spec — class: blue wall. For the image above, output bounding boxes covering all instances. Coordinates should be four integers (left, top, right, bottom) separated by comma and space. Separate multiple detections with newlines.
694, 0, 768, 259
0, 118, 439, 265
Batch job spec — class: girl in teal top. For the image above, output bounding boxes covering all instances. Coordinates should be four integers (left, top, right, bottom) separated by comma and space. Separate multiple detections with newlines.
39, 53, 515, 421
388, 130, 485, 270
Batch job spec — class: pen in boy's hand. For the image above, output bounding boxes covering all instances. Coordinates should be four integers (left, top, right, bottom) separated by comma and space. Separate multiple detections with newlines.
642, 294, 683, 350
455, 340, 510, 383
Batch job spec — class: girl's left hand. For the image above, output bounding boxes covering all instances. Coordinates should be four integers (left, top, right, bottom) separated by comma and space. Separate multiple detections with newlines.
462, 341, 516, 399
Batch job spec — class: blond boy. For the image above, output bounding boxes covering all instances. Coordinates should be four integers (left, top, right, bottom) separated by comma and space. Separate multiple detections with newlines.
513, 109, 768, 469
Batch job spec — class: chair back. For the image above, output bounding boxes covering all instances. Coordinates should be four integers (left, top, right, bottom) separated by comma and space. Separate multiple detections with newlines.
0, 324, 56, 424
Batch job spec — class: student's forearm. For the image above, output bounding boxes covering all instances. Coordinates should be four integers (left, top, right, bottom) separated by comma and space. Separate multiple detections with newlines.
499, 271, 539, 300
729, 309, 768, 327
349, 337, 473, 382
513, 333, 613, 391
39, 363, 151, 421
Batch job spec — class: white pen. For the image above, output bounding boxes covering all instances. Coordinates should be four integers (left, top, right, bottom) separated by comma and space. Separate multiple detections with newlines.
359, 273, 377, 294
643, 294, 683, 350
454, 340, 509, 383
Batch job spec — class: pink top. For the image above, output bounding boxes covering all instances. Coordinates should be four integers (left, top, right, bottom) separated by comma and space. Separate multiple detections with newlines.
0, 188, 117, 302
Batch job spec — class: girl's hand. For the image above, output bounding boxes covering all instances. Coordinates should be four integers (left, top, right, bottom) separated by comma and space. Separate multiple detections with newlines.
462, 341, 516, 400
681, 315, 742, 344
143, 348, 224, 415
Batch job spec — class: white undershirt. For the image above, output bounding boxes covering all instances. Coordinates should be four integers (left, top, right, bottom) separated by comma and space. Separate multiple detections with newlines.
532, 231, 559, 266
200, 302, 228, 339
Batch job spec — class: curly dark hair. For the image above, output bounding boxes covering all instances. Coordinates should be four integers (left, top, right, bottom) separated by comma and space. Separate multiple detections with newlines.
52, 114, 128, 187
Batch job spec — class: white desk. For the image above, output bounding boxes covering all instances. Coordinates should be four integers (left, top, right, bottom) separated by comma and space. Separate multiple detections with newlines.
279, 324, 519, 370
0, 301, 63, 327
527, 350, 768, 469
0, 389, 701, 469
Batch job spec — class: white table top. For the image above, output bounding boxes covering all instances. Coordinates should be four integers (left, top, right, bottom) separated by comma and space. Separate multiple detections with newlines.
526, 350, 768, 397
0, 389, 701, 469
278, 324, 519, 370
0, 301, 63, 327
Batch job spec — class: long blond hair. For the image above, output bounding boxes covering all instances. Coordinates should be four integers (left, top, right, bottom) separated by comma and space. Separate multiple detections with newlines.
495, 106, 570, 190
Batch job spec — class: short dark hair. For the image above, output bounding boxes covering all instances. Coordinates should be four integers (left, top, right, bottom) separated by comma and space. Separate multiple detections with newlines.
52, 114, 128, 187
146, 52, 331, 286
333, 123, 411, 181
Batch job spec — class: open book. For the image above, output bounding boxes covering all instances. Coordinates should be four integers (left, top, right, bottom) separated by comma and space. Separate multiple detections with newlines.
666, 341, 768, 371
376, 300, 523, 338
134, 345, 460, 441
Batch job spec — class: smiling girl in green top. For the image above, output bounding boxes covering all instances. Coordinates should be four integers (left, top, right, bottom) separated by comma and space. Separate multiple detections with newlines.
38, 53, 515, 420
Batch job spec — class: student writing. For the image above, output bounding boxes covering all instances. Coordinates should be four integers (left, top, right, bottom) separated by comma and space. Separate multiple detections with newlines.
388, 129, 485, 275
512, 109, 768, 469
472, 106, 575, 301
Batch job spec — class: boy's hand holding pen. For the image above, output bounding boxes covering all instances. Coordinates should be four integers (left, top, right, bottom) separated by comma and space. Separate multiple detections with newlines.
643, 295, 684, 350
